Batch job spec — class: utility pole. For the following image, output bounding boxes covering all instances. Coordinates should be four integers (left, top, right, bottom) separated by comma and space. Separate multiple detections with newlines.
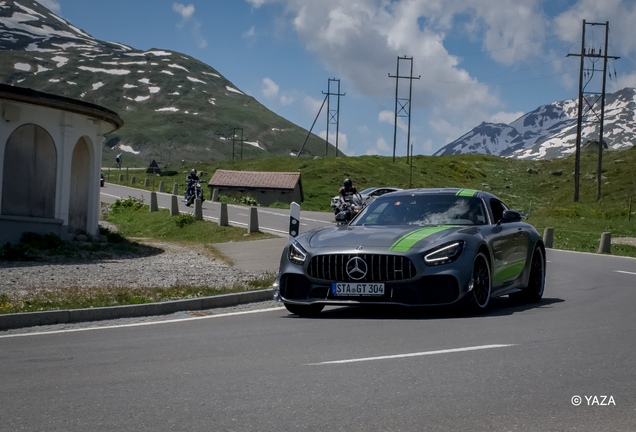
323, 78, 345, 157
232, 128, 245, 160
567, 20, 619, 202
389, 56, 420, 163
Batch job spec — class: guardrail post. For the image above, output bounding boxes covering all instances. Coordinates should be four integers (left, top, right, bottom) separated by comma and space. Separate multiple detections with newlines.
212, 188, 219, 202
118, 174, 124, 182
170, 195, 179, 216
159, 181, 165, 193
248, 207, 259, 233
150, 192, 158, 213
131, 176, 136, 185
598, 232, 611, 254
543, 227, 554, 248
219, 202, 228, 226
144, 178, 150, 187
194, 198, 203, 221
172, 183, 178, 195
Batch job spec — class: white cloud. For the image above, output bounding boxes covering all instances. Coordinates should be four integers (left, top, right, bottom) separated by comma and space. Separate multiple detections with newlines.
365, 136, 391, 156
173, 3, 195, 21
318, 130, 348, 153
244, 26, 255, 38
422, 139, 433, 154
617, 72, 636, 89
303, 95, 324, 116
376, 136, 390, 152
262, 77, 279, 99
378, 110, 407, 133
258, 0, 517, 152
262, 78, 296, 105
38, 0, 61, 12
488, 111, 525, 125
280, 95, 295, 105
555, 0, 636, 56
172, 3, 207, 48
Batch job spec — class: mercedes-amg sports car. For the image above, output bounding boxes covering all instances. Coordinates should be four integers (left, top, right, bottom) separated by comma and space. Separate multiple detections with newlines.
274, 188, 546, 315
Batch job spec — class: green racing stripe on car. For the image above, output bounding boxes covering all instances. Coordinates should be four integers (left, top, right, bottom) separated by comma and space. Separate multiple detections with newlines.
388, 225, 456, 252
456, 189, 478, 197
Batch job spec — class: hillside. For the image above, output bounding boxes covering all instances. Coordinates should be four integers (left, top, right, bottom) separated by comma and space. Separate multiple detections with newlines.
435, 87, 636, 159
0, 0, 335, 165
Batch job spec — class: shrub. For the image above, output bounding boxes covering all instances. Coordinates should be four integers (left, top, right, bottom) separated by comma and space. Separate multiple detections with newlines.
175, 213, 197, 228
110, 196, 145, 214
20, 232, 65, 250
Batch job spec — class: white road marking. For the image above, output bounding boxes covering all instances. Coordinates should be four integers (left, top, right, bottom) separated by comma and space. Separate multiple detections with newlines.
0, 307, 286, 339
614, 270, 636, 276
306, 344, 516, 366
549, 249, 636, 260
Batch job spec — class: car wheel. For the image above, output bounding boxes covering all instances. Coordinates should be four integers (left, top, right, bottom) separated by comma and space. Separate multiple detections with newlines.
469, 251, 491, 312
284, 303, 324, 316
510, 246, 545, 303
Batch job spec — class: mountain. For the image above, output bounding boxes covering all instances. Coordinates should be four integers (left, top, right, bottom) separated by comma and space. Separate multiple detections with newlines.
435, 87, 636, 159
0, 0, 333, 165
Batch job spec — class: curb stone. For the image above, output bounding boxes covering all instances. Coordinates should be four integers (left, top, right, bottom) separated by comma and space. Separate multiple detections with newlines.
0, 288, 274, 331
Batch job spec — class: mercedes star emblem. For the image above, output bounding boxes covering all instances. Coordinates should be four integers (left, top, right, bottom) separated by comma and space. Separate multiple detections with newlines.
346, 257, 368, 281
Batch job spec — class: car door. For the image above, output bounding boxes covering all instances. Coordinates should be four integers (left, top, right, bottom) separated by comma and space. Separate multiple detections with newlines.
488, 199, 521, 293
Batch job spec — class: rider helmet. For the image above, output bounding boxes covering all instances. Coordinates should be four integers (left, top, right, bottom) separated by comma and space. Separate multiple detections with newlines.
190, 169, 197, 177
343, 178, 352, 189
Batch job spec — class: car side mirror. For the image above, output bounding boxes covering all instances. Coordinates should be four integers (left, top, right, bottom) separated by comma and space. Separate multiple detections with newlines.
501, 210, 522, 223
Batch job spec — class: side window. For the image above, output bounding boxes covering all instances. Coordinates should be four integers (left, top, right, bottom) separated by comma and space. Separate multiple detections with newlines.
490, 199, 507, 223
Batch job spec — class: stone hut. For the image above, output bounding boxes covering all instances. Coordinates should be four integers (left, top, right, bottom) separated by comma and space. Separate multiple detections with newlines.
0, 84, 123, 244
208, 170, 303, 206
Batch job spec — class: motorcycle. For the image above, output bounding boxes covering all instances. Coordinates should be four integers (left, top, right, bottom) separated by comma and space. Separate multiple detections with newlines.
334, 194, 365, 224
184, 178, 205, 207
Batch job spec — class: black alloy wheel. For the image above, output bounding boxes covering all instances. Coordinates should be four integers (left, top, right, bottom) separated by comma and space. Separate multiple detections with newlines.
470, 252, 492, 312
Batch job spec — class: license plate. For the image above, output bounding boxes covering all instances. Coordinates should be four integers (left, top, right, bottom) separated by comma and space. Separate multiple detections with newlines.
332, 283, 385, 296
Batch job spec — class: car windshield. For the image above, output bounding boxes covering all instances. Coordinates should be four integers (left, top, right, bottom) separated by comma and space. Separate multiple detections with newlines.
351, 194, 488, 226
358, 187, 378, 195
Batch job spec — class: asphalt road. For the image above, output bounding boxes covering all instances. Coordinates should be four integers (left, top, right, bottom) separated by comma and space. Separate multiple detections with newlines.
1, 249, 635, 431
99, 182, 335, 236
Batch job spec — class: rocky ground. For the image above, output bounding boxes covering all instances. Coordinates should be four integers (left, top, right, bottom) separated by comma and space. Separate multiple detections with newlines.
0, 240, 264, 297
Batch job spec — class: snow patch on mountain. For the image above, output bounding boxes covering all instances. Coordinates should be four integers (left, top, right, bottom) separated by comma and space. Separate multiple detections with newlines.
79, 65, 130, 75
14, 62, 30, 71
226, 86, 243, 95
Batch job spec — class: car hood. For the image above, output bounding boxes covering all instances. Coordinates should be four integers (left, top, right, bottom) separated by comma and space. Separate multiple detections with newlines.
307, 225, 467, 252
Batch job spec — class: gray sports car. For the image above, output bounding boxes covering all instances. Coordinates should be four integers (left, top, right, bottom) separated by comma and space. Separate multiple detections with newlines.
274, 188, 546, 315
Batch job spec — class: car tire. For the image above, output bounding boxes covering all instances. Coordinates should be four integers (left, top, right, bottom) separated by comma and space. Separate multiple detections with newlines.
510, 246, 545, 303
284, 303, 324, 316
469, 251, 491, 312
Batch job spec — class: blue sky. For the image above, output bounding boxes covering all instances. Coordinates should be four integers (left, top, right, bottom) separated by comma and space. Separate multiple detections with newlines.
39, 0, 636, 157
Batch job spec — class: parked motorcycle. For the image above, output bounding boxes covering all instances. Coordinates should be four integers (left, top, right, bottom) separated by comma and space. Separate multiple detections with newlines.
184, 178, 205, 207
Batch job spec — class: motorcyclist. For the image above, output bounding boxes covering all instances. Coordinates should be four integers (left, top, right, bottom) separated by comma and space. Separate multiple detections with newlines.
184, 169, 202, 201
336, 178, 360, 215
339, 178, 358, 203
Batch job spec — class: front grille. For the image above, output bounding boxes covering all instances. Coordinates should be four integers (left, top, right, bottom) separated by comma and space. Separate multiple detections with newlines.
307, 254, 416, 282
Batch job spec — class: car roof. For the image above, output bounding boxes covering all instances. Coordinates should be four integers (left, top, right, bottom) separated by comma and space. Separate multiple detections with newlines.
387, 187, 499, 201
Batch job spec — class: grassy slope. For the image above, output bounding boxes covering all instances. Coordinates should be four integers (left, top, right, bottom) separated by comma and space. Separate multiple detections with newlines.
105, 147, 636, 256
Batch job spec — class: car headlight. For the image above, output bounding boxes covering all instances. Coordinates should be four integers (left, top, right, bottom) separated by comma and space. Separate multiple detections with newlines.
288, 241, 307, 265
424, 241, 465, 266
